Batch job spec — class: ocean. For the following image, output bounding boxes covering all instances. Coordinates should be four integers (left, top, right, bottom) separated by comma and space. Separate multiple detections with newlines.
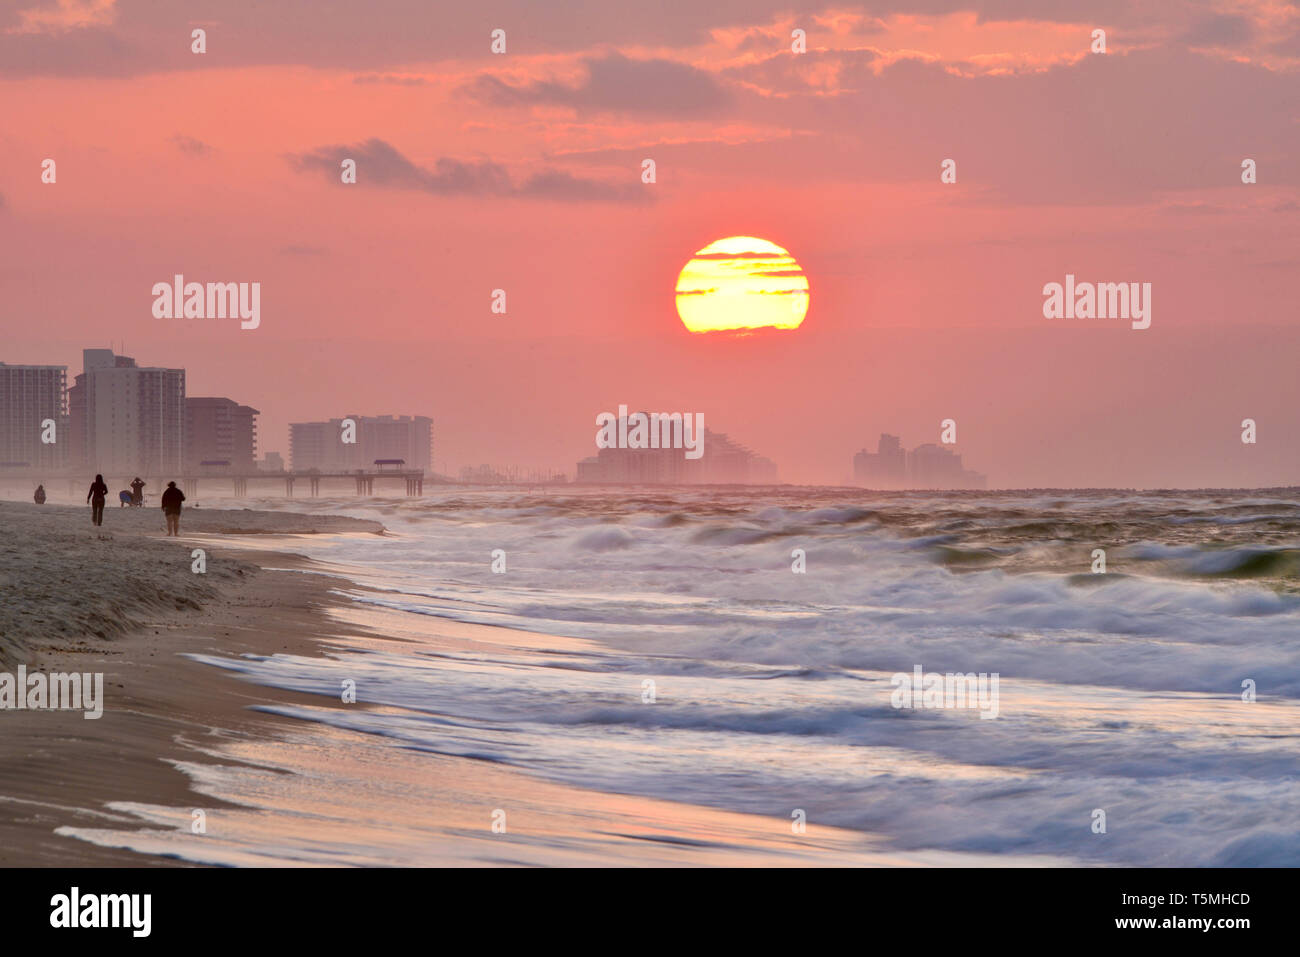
62, 487, 1300, 865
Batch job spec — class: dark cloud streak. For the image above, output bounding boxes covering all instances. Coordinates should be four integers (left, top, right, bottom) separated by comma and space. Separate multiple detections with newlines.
462, 53, 732, 116
290, 138, 648, 203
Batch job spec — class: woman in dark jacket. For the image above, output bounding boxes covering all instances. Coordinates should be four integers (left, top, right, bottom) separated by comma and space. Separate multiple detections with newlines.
87, 474, 108, 526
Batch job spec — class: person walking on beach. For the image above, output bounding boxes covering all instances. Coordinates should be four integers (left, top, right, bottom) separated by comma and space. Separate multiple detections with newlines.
87, 474, 108, 526
33, 484, 46, 505
161, 480, 185, 536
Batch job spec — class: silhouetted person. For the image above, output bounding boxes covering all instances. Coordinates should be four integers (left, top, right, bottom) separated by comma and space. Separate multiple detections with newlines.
130, 477, 146, 506
161, 481, 185, 536
33, 485, 45, 505
87, 474, 108, 526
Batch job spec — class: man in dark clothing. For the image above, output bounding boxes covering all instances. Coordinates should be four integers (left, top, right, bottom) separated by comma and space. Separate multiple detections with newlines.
161, 481, 186, 536
34, 485, 46, 505
87, 474, 108, 526
130, 477, 146, 506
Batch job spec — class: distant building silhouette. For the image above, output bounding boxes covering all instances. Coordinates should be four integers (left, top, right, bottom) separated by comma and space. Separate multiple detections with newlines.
186, 397, 259, 471
908, 443, 986, 489
854, 432, 986, 489
290, 414, 433, 471
260, 451, 285, 472
576, 420, 777, 484
705, 431, 778, 484
852, 433, 906, 487
0, 362, 68, 470
288, 420, 332, 471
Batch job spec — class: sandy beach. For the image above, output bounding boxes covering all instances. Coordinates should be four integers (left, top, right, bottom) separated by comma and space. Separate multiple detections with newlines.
0, 501, 381, 865
1, 499, 1019, 867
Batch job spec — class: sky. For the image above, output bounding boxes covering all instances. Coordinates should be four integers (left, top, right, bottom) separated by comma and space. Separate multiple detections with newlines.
1, 0, 1297, 487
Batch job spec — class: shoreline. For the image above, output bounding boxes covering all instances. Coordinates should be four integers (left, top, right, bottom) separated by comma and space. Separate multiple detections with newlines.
2, 501, 1011, 867
0, 501, 379, 866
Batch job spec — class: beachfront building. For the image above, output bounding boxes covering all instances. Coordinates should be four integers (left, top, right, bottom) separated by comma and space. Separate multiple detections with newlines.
908, 443, 986, 489
186, 397, 259, 471
68, 349, 186, 476
852, 432, 987, 489
701, 431, 779, 484
577, 445, 688, 484
0, 362, 68, 470
290, 414, 433, 472
853, 433, 907, 486
575, 420, 778, 485
287, 420, 332, 471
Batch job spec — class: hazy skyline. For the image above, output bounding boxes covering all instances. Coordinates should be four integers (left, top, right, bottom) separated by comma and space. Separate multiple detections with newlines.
2, 0, 1297, 487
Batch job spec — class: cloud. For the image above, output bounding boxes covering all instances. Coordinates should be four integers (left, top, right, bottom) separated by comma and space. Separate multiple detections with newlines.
692, 250, 786, 259
352, 72, 430, 86
0, 0, 817, 77
292, 139, 510, 192
1268, 29, 1300, 56
674, 45, 1300, 206
462, 52, 732, 116
171, 134, 212, 156
280, 244, 328, 256
517, 169, 645, 202
290, 137, 648, 203
1181, 14, 1255, 48
724, 45, 880, 90
0, 2, 1291, 78
8, 0, 117, 36
0, 21, 140, 75
720, 24, 787, 54
1161, 202, 1226, 215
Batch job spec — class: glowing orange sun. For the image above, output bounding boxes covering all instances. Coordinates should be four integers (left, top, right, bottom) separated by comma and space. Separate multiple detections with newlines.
674, 236, 810, 334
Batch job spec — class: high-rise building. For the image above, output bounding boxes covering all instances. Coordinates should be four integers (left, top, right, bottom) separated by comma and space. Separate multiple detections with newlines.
0, 362, 68, 470
853, 433, 907, 487
575, 420, 777, 484
290, 415, 433, 471
698, 431, 778, 484
287, 421, 333, 471
364, 415, 433, 470
186, 397, 259, 470
908, 443, 986, 489
852, 432, 986, 489
74, 349, 185, 476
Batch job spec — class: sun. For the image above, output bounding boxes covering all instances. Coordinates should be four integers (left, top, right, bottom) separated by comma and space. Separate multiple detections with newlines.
675, 236, 810, 334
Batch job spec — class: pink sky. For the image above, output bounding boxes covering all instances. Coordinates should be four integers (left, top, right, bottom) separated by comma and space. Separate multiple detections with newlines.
1, 0, 1297, 486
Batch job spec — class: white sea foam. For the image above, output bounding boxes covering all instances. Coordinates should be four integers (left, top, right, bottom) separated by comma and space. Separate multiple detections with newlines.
167, 488, 1300, 865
